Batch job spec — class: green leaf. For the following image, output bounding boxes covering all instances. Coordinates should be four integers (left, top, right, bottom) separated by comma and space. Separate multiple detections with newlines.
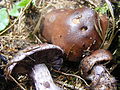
0, 8, 9, 31
9, 0, 30, 17
16, 0, 30, 8
95, 3, 109, 14
9, 7, 20, 17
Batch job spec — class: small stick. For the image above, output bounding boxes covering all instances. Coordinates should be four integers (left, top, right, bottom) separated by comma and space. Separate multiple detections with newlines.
32, 16, 42, 35
53, 69, 90, 87
9, 75, 26, 90
34, 34, 42, 44
55, 80, 84, 90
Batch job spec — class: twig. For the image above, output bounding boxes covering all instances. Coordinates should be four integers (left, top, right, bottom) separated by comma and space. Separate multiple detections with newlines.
103, 0, 115, 49
53, 69, 90, 87
9, 75, 26, 90
94, 21, 103, 41
55, 80, 84, 90
0, 65, 6, 67
109, 64, 117, 73
34, 34, 43, 44
17, 9, 24, 33
32, 15, 42, 34
107, 0, 115, 43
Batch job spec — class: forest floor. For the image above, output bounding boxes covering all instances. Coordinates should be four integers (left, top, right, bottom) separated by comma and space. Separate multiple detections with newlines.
0, 0, 120, 90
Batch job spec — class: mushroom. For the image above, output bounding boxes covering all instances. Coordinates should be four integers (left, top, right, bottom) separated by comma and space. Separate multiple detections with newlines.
30, 64, 62, 90
79, 49, 116, 89
87, 65, 116, 90
41, 7, 108, 62
5, 43, 64, 90
80, 49, 113, 76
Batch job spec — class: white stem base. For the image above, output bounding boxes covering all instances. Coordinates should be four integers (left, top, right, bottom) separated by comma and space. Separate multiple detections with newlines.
31, 64, 63, 90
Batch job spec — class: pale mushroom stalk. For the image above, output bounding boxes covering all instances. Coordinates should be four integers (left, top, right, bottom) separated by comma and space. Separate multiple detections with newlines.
30, 64, 62, 90
87, 65, 116, 90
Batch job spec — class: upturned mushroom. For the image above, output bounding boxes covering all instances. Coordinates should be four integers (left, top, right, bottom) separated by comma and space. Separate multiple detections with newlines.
80, 49, 113, 76
5, 44, 64, 90
41, 7, 108, 62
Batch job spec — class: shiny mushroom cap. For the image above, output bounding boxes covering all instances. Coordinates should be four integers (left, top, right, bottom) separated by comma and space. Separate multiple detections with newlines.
80, 49, 113, 76
41, 7, 108, 62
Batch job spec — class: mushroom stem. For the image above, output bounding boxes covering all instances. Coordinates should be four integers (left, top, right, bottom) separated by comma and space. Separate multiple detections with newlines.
30, 64, 63, 90
87, 65, 116, 90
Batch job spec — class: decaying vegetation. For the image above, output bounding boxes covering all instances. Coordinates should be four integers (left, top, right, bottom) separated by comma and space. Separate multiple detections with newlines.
0, 0, 120, 90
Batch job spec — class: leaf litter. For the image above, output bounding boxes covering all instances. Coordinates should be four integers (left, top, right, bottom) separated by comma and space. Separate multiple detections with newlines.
0, 0, 119, 90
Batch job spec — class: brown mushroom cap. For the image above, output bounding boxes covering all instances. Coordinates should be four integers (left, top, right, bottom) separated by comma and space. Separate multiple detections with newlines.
5, 43, 64, 75
41, 7, 108, 62
80, 49, 113, 76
